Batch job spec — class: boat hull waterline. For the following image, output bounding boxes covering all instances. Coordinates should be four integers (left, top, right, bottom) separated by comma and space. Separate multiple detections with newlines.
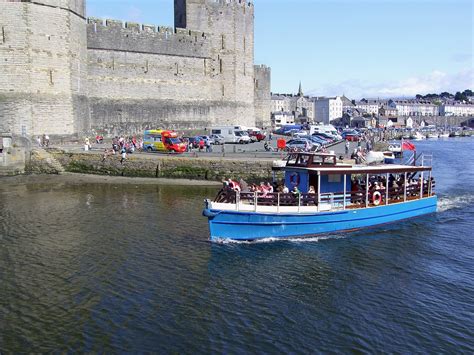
204, 196, 437, 242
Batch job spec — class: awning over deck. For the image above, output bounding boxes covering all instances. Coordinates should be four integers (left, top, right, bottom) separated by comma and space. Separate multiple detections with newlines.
306, 164, 432, 175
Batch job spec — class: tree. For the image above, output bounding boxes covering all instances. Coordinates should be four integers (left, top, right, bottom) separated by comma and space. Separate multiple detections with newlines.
463, 89, 473, 97
440, 91, 452, 98
455, 91, 467, 101
416, 94, 423, 99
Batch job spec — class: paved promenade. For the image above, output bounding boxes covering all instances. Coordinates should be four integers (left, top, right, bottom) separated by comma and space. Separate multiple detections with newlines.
55, 139, 355, 162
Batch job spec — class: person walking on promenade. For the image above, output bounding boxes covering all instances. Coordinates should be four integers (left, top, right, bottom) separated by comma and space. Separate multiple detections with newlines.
84, 137, 91, 151
120, 146, 127, 164
36, 136, 42, 147
205, 137, 212, 153
345, 140, 350, 157
199, 138, 205, 152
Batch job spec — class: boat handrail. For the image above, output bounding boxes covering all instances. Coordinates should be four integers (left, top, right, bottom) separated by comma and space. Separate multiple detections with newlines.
408, 152, 433, 167
213, 178, 435, 212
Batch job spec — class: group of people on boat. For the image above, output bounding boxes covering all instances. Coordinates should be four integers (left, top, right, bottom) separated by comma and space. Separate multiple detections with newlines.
223, 178, 306, 196
350, 173, 433, 204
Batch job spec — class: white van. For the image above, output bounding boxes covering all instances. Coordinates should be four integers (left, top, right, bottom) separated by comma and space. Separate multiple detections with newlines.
309, 124, 341, 139
211, 126, 251, 144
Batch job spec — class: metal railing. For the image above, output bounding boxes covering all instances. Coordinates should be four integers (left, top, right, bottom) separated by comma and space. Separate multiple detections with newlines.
213, 179, 436, 212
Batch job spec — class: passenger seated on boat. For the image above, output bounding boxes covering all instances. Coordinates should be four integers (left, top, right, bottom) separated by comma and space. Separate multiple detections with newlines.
308, 185, 316, 194
228, 178, 241, 192
351, 180, 362, 204
239, 178, 249, 193
265, 182, 274, 194
291, 186, 301, 197
282, 185, 289, 194
388, 174, 395, 188
259, 182, 269, 197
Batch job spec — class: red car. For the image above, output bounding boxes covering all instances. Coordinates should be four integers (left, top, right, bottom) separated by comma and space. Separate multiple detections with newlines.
342, 132, 360, 141
248, 131, 266, 142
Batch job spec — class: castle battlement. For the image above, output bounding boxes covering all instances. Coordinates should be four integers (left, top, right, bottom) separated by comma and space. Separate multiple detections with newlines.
207, 0, 253, 7
255, 64, 271, 72
87, 18, 209, 39
87, 18, 211, 59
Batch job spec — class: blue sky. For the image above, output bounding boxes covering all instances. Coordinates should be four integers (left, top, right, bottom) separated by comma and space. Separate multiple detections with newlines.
87, 0, 473, 99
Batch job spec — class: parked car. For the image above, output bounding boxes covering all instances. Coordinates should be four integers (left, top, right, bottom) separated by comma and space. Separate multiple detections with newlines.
248, 130, 266, 142
293, 130, 309, 138
311, 133, 333, 143
312, 132, 336, 141
185, 136, 200, 148
186, 136, 210, 148
284, 138, 314, 151
341, 132, 360, 141
235, 130, 251, 144
308, 135, 326, 146
210, 134, 225, 145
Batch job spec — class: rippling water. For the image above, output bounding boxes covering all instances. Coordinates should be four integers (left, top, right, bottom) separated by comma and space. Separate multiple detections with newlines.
1, 138, 474, 352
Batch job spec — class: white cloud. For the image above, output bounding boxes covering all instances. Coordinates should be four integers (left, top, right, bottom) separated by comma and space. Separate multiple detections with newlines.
309, 68, 474, 99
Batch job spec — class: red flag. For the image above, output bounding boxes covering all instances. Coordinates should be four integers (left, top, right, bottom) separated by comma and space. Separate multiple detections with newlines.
402, 140, 416, 151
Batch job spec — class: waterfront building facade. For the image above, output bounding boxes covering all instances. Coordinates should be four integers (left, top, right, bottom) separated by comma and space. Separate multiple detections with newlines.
271, 95, 292, 113
314, 96, 343, 124
354, 99, 384, 116
440, 102, 474, 117
0, 0, 271, 137
389, 100, 439, 117
271, 111, 295, 129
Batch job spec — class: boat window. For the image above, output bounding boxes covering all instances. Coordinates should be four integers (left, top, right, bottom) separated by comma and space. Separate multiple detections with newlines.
297, 154, 311, 166
286, 153, 298, 165
309, 155, 335, 166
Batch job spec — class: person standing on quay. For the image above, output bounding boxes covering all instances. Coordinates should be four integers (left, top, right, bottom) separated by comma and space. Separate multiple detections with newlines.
120, 146, 127, 164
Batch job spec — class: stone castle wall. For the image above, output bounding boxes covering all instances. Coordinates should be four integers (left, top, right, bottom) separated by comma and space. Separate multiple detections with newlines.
0, 0, 88, 136
0, 0, 271, 138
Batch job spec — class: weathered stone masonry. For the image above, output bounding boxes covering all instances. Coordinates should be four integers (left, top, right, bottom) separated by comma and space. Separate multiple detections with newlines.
0, 0, 271, 138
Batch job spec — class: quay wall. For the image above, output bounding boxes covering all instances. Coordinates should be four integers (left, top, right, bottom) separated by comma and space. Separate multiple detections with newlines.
47, 151, 276, 182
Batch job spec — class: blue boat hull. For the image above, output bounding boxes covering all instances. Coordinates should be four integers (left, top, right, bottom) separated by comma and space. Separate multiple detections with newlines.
204, 196, 437, 242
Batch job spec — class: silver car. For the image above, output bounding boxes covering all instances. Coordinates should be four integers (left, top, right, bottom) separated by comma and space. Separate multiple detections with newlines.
210, 134, 225, 145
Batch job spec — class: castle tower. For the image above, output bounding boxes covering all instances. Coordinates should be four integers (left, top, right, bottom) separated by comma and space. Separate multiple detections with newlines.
0, 0, 88, 137
175, 0, 256, 127
254, 65, 271, 128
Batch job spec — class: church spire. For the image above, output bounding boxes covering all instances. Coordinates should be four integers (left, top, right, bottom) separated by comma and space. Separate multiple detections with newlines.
298, 81, 303, 96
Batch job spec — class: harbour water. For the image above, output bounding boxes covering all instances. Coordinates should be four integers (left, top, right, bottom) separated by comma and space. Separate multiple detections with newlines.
1, 138, 473, 352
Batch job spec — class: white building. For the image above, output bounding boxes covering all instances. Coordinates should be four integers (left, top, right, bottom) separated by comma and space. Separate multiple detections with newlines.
355, 99, 381, 115
271, 112, 295, 129
313, 97, 343, 124
390, 100, 439, 117
440, 102, 474, 117
271, 94, 292, 113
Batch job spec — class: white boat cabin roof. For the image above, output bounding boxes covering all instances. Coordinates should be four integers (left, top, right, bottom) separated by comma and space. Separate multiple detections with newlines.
279, 152, 432, 175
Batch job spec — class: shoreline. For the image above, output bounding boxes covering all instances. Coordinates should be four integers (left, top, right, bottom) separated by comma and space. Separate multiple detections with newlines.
0, 172, 222, 186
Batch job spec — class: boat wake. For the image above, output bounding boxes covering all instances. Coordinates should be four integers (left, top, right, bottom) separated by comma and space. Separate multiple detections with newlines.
213, 234, 345, 245
437, 195, 474, 212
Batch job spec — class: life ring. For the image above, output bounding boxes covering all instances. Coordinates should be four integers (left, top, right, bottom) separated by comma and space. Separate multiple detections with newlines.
289, 172, 300, 186
372, 191, 382, 206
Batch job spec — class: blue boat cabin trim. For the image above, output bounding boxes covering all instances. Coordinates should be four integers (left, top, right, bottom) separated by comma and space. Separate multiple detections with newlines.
285, 169, 351, 194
